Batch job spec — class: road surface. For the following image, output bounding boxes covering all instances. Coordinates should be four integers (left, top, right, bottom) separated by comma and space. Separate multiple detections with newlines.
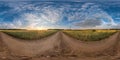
0, 31, 120, 60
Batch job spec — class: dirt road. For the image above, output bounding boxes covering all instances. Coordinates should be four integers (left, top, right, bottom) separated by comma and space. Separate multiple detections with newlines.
0, 31, 120, 60
0, 32, 62, 57
61, 32, 119, 56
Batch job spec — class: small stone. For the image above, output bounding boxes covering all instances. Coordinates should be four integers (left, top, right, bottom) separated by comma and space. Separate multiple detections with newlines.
2, 57, 6, 59
46, 56, 50, 58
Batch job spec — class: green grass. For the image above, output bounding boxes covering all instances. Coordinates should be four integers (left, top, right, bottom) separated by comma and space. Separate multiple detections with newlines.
63, 30, 117, 41
2, 30, 57, 40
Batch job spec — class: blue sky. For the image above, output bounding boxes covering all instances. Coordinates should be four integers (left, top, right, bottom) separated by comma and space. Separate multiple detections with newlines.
0, 0, 120, 29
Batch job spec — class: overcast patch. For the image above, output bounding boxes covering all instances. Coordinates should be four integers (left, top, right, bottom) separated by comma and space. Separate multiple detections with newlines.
75, 19, 102, 28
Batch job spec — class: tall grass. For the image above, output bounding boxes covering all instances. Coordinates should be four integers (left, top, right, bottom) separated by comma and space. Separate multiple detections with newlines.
3, 30, 57, 40
63, 30, 117, 41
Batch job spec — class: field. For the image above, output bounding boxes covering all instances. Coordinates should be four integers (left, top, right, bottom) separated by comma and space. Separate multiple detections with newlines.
1, 30, 57, 40
63, 30, 117, 41
1, 29, 118, 41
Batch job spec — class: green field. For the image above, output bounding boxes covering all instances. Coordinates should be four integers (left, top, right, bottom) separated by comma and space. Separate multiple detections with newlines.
2, 30, 57, 40
1, 29, 119, 41
63, 30, 117, 41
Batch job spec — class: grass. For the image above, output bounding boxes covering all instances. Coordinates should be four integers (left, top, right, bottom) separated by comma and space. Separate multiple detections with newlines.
63, 30, 117, 41
2, 30, 58, 40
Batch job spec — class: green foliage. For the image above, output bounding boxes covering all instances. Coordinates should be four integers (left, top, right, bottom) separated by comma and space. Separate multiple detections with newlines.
63, 30, 117, 41
3, 30, 57, 40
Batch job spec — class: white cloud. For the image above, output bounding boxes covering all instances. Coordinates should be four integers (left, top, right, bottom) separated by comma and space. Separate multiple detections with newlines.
12, 8, 63, 29
66, 3, 96, 21
41, 6, 63, 23
0, 2, 64, 29
92, 12, 116, 25
0, 22, 17, 29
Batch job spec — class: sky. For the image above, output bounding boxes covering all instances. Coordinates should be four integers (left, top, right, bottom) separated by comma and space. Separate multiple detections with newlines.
0, 0, 120, 29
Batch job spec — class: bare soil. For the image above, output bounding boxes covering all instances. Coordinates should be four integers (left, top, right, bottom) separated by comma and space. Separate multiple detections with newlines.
0, 31, 120, 60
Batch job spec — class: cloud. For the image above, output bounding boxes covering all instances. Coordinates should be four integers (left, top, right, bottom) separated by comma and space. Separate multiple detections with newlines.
0, 1, 119, 29
81, 3, 94, 10
41, 6, 63, 23
11, 7, 63, 29
92, 12, 116, 25
7, 2, 36, 12
66, 3, 96, 21
75, 18, 102, 28
0, 22, 23, 29
71, 3, 116, 28
0, 2, 64, 29
111, 24, 120, 29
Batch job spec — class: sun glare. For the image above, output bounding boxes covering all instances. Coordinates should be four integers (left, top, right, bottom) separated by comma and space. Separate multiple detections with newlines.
26, 27, 48, 30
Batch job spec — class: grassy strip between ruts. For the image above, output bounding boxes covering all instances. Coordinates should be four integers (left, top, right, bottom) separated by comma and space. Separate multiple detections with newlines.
2, 30, 58, 40
63, 30, 117, 41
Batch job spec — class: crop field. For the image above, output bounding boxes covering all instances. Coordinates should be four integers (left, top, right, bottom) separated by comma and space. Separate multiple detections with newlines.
2, 30, 57, 40
63, 30, 117, 41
